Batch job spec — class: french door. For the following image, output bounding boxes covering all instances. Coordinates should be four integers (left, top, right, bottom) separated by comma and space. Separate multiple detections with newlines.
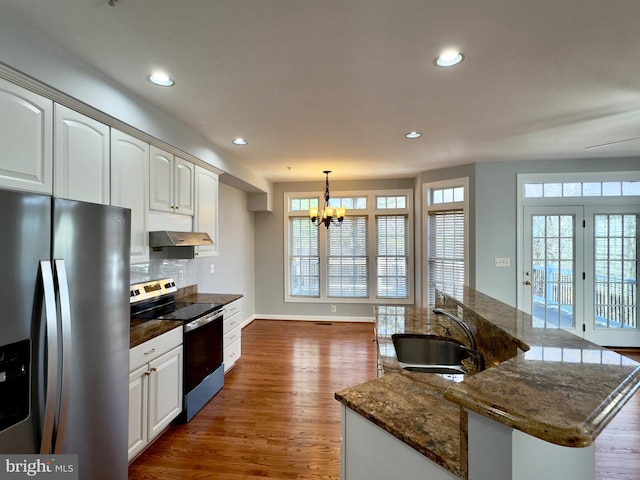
523, 206, 640, 347
523, 207, 584, 334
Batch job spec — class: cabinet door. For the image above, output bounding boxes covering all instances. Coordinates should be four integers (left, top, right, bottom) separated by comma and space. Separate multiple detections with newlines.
149, 145, 174, 213
148, 346, 183, 441
0, 78, 53, 194
54, 104, 110, 204
174, 157, 195, 215
128, 364, 149, 461
111, 129, 149, 264
194, 165, 218, 256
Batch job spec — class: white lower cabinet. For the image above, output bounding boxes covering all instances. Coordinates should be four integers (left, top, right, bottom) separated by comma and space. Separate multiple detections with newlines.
128, 327, 183, 461
223, 299, 242, 372
340, 406, 458, 480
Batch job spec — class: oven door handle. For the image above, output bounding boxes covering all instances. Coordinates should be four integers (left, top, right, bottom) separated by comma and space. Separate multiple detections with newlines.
184, 308, 225, 332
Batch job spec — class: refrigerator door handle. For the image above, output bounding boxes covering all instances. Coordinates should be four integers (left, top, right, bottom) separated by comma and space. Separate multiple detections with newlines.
39, 260, 59, 455
53, 259, 72, 454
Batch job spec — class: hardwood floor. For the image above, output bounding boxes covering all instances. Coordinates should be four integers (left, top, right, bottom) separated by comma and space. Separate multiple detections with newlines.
128, 320, 378, 479
595, 349, 640, 480
129, 321, 640, 479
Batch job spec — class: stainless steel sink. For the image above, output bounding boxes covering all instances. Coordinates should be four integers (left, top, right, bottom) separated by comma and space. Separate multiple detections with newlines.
391, 334, 471, 374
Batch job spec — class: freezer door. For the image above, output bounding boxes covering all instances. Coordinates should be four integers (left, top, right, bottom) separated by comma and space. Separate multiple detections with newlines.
53, 198, 131, 480
0, 188, 51, 453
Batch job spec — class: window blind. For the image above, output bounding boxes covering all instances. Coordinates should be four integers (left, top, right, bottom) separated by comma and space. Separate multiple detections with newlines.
376, 215, 409, 298
428, 209, 464, 303
289, 217, 320, 297
327, 216, 369, 297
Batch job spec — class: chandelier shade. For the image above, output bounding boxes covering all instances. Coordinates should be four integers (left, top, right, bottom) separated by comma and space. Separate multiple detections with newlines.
309, 171, 346, 228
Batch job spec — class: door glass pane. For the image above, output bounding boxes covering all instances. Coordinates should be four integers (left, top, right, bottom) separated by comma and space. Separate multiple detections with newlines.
593, 214, 638, 330
531, 214, 576, 329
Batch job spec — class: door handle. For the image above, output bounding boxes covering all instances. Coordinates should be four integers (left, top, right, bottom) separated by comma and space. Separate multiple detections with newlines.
39, 261, 58, 455
53, 259, 72, 454
524, 280, 531, 285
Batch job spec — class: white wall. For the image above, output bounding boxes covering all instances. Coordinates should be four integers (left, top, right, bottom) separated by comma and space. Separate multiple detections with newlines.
196, 183, 255, 318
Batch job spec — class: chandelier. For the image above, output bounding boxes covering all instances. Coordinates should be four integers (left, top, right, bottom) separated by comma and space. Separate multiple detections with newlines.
309, 171, 346, 228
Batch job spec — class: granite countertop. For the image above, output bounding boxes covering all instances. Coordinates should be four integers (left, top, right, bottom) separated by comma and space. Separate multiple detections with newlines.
130, 289, 243, 348
441, 287, 640, 447
130, 319, 183, 348
179, 292, 243, 306
336, 307, 470, 478
336, 288, 640, 478
336, 372, 467, 479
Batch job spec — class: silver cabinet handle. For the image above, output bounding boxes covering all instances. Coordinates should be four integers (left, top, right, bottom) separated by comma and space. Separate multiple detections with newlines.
39, 261, 58, 455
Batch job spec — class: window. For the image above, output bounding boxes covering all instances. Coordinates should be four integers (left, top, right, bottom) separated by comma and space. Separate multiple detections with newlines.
424, 179, 468, 305
523, 179, 640, 199
377, 215, 409, 298
327, 216, 369, 297
285, 190, 413, 303
288, 215, 319, 297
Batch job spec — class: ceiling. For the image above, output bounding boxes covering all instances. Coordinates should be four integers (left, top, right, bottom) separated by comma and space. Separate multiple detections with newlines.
3, 0, 640, 182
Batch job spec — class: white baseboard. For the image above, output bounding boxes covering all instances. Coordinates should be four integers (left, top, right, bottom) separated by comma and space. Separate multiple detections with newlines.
242, 314, 374, 325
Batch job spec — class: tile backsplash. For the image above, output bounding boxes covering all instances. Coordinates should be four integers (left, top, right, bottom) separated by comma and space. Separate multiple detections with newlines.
130, 254, 197, 288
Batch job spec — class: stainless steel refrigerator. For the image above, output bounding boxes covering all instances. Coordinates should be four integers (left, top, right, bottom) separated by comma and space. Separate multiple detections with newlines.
0, 188, 131, 480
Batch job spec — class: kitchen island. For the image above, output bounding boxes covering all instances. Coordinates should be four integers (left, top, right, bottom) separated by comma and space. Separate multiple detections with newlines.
335, 287, 640, 480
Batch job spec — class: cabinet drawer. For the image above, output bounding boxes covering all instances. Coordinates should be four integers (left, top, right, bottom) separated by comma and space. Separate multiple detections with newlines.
223, 311, 242, 335
223, 325, 241, 349
130, 326, 183, 371
223, 338, 241, 372
224, 299, 242, 318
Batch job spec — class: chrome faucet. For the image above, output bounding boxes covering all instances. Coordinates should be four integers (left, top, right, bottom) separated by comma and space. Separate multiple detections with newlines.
433, 308, 484, 371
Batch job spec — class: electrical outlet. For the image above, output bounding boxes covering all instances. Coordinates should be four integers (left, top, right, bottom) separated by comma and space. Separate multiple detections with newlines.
457, 305, 464, 319
494, 257, 511, 267
178, 270, 184, 281
210, 263, 215, 274
331, 305, 336, 313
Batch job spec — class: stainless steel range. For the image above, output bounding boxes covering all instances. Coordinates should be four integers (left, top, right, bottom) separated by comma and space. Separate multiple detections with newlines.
130, 279, 225, 422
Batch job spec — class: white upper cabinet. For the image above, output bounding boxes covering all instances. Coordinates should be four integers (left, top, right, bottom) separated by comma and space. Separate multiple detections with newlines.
54, 104, 110, 204
111, 129, 150, 264
194, 165, 219, 257
0, 78, 53, 194
149, 145, 194, 216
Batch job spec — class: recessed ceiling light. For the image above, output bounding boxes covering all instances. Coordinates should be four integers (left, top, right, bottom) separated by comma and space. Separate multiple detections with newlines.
435, 49, 464, 67
405, 131, 422, 139
149, 71, 174, 87
232, 137, 248, 145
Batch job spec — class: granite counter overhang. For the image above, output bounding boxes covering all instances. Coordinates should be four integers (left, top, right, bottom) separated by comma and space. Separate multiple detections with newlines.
130, 293, 243, 348
440, 287, 640, 448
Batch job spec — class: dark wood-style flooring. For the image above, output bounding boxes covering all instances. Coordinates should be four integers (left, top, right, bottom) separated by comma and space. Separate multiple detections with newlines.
129, 320, 640, 479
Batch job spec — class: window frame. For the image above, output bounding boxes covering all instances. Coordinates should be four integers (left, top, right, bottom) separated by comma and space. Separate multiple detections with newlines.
284, 189, 414, 304
422, 178, 469, 307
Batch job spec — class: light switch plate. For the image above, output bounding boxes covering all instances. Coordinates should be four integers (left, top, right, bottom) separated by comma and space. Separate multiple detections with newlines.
494, 257, 510, 267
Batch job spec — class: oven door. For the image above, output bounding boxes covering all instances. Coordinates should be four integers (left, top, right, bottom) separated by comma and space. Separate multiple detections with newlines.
183, 310, 224, 393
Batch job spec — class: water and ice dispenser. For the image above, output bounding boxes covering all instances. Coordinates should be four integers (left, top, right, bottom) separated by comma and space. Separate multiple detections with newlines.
0, 339, 30, 432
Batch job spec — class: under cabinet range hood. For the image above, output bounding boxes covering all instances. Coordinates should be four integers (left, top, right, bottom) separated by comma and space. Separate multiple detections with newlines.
149, 231, 214, 259
150, 231, 213, 247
